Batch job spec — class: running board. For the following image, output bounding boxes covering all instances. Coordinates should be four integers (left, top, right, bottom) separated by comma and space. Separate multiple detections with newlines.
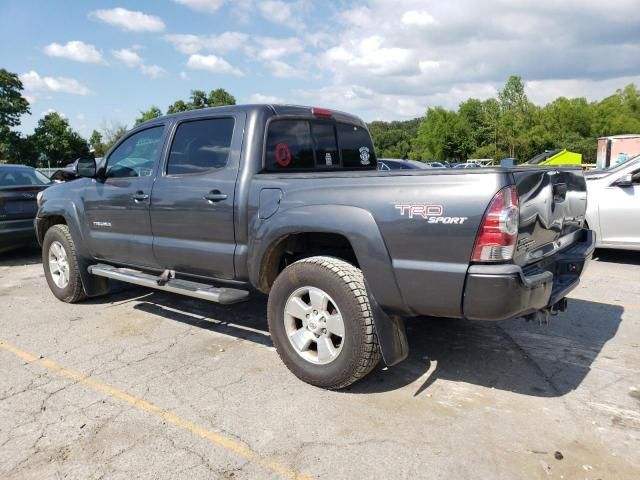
88, 264, 249, 304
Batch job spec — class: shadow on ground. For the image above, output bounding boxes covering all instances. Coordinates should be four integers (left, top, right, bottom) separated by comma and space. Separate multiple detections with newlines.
86, 283, 623, 399
0, 244, 41, 267
594, 248, 640, 266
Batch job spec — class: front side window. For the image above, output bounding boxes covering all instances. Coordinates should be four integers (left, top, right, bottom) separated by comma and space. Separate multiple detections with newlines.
106, 126, 165, 178
167, 118, 235, 175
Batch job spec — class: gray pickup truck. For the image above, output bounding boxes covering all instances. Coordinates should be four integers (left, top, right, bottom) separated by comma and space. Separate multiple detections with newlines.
35, 104, 595, 389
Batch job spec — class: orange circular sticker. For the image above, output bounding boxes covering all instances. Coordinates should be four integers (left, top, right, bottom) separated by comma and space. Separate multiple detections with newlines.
275, 143, 292, 167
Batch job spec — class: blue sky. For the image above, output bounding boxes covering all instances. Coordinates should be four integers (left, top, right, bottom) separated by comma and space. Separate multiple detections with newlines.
2, 0, 640, 138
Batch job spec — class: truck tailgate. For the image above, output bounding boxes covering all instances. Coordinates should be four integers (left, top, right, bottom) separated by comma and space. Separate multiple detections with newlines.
512, 168, 587, 266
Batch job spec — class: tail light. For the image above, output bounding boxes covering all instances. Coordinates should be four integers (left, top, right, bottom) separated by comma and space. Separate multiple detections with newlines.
472, 185, 519, 262
311, 107, 333, 117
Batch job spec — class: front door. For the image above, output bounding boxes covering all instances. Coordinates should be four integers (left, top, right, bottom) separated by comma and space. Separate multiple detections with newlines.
83, 124, 166, 267
598, 166, 640, 245
150, 114, 243, 279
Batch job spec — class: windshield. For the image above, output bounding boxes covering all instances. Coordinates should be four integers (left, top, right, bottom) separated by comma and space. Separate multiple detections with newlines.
0, 167, 51, 187
600, 154, 639, 174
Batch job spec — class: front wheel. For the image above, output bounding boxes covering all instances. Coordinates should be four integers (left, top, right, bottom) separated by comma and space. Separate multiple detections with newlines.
267, 256, 381, 389
42, 224, 86, 303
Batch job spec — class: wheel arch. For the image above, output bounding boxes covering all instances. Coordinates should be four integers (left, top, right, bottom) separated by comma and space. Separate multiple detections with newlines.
249, 205, 407, 314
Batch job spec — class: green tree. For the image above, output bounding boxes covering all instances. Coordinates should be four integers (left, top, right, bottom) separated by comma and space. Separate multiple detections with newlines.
89, 129, 106, 157
0, 68, 30, 129
167, 99, 190, 114
30, 112, 90, 166
207, 88, 236, 107
135, 105, 163, 126
0, 68, 31, 161
189, 89, 208, 109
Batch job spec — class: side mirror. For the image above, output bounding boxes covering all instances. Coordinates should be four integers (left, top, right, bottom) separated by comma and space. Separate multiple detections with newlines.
613, 173, 633, 187
76, 157, 97, 178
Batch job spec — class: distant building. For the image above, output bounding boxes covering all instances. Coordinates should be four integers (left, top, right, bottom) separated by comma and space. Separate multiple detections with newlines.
597, 134, 640, 168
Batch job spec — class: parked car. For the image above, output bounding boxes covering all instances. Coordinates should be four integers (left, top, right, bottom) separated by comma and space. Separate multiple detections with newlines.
35, 104, 594, 389
453, 162, 481, 169
377, 158, 432, 170
585, 154, 640, 250
0, 164, 51, 252
425, 161, 446, 168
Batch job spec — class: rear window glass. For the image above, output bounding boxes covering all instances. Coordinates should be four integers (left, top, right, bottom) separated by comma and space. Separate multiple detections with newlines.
265, 119, 376, 171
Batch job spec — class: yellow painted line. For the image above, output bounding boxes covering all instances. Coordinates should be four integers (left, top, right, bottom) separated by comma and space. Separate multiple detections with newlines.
0, 339, 311, 480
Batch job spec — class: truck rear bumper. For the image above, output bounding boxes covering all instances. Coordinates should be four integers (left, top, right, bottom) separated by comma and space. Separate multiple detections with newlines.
463, 229, 595, 321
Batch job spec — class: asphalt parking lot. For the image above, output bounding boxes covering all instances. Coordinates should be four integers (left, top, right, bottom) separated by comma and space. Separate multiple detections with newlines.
1, 247, 639, 479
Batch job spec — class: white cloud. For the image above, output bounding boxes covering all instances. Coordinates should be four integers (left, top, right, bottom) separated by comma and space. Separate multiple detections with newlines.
44, 41, 106, 64
165, 32, 248, 54
112, 48, 143, 67
186, 54, 243, 76
267, 60, 303, 78
248, 36, 304, 61
401, 10, 436, 27
89, 8, 165, 32
77, 113, 85, 120
112, 48, 166, 78
173, 0, 226, 13
258, 0, 306, 30
249, 93, 285, 103
140, 64, 166, 78
180, 71, 189, 80
20, 70, 92, 96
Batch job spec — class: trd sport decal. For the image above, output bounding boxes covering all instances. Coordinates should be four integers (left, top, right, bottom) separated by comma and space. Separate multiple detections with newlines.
394, 204, 468, 224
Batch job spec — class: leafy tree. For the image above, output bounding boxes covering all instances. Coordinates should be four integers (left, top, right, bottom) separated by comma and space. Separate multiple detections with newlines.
190, 89, 208, 109
135, 105, 163, 126
0, 68, 30, 129
207, 88, 236, 107
30, 112, 90, 166
167, 99, 190, 114
165, 88, 236, 115
0, 68, 31, 161
89, 129, 106, 157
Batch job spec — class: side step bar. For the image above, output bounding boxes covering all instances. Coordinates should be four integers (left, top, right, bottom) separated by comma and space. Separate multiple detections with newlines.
88, 264, 249, 305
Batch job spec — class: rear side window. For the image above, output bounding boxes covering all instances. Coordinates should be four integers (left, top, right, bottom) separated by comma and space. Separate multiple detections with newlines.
336, 123, 375, 168
265, 119, 376, 171
167, 117, 234, 175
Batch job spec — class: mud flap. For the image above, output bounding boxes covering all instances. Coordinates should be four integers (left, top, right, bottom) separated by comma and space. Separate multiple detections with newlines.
78, 257, 111, 297
366, 282, 409, 366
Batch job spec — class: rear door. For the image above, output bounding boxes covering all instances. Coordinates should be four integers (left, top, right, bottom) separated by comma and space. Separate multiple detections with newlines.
512, 168, 588, 265
149, 113, 245, 279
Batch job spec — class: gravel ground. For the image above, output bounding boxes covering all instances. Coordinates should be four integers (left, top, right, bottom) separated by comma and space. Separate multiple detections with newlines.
0, 246, 638, 479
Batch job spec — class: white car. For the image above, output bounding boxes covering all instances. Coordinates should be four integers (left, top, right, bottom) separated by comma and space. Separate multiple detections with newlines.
585, 155, 640, 250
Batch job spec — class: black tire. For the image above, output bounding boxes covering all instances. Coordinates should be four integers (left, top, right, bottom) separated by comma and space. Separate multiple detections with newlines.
267, 256, 381, 389
42, 224, 87, 303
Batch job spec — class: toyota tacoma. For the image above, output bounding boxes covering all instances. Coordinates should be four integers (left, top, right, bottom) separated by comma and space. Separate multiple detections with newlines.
35, 104, 595, 389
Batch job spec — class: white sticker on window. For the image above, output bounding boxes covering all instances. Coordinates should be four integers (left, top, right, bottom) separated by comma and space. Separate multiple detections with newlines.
325, 152, 333, 165
359, 146, 370, 165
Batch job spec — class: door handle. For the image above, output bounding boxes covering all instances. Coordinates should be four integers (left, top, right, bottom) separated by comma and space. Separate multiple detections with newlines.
132, 191, 149, 202
204, 190, 228, 202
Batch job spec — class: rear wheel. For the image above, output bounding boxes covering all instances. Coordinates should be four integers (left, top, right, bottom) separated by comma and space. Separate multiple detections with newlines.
42, 224, 86, 303
267, 256, 381, 389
